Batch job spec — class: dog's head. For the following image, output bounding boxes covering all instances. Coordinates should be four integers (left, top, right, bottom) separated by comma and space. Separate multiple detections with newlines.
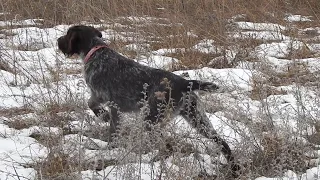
58, 25, 102, 57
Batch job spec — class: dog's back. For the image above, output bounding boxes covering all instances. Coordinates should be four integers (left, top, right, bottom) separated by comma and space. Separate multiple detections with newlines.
84, 48, 218, 112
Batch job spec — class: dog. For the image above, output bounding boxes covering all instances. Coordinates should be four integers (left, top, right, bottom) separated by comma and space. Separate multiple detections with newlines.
58, 25, 239, 175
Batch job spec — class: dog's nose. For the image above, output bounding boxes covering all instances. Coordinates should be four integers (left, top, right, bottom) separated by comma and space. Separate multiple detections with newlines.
57, 36, 66, 47
57, 36, 66, 53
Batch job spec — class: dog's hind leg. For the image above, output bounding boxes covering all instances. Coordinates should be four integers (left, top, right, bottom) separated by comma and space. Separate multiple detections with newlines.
179, 92, 240, 176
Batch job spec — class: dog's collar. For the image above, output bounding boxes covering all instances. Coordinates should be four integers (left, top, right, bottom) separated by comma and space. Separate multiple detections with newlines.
84, 45, 108, 63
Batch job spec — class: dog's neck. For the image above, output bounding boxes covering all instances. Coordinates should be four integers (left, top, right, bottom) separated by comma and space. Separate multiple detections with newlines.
80, 37, 106, 60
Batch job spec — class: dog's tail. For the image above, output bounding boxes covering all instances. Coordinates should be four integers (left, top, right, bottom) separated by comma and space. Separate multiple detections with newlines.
187, 80, 219, 92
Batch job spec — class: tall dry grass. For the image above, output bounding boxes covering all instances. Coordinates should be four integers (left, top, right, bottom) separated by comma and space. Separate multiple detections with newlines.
2, 0, 320, 22
2, 0, 319, 67
0, 0, 319, 179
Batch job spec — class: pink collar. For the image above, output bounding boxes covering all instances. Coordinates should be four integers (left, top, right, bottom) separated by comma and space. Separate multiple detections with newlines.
84, 45, 108, 63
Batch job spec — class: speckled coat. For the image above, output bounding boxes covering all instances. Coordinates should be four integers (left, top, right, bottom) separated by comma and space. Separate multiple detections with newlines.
57, 25, 239, 175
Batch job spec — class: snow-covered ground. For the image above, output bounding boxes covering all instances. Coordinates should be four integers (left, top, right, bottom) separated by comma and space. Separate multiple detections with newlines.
0, 14, 319, 179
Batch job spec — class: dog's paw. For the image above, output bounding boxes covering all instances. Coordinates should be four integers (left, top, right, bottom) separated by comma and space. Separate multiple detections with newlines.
98, 111, 111, 123
201, 82, 219, 92
188, 80, 219, 92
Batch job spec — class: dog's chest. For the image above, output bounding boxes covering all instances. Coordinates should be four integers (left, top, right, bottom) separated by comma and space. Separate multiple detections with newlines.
83, 66, 110, 94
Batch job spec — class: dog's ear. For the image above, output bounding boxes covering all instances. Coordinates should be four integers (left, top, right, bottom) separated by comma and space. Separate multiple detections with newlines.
57, 36, 68, 55
89, 26, 102, 38
67, 31, 80, 55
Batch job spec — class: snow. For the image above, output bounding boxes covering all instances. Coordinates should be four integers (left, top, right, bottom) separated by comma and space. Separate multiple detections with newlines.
81, 162, 163, 180
0, 19, 43, 27
151, 48, 185, 56
234, 22, 286, 31
256, 41, 301, 58
118, 16, 169, 24
232, 21, 290, 42
174, 67, 253, 91
0, 129, 47, 179
138, 55, 179, 70
0, 13, 319, 179
233, 30, 290, 41
285, 14, 313, 22
256, 169, 320, 180
299, 58, 320, 73
192, 39, 219, 54
124, 43, 150, 52
3, 26, 66, 50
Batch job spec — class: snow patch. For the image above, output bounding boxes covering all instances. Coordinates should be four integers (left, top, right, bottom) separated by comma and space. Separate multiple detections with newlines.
138, 55, 178, 70
174, 67, 253, 91
285, 14, 312, 22
234, 22, 286, 31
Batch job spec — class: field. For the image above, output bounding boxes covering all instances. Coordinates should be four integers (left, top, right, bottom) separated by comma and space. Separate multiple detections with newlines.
0, 0, 320, 179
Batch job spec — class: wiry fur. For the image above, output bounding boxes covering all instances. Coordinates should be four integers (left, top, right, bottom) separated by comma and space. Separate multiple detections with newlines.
58, 25, 240, 176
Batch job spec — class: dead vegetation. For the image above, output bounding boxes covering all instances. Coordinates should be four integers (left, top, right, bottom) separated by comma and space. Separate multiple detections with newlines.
1, 0, 319, 62
0, 0, 319, 179
250, 133, 314, 177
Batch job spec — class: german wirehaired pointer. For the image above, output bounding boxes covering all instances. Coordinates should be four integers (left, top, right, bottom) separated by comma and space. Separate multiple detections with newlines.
58, 25, 239, 175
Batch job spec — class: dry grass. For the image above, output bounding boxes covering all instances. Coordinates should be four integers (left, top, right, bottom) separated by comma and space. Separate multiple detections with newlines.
2, 0, 319, 23
0, 0, 319, 179
1, 0, 319, 47
168, 50, 221, 69
2, 0, 316, 68
250, 83, 287, 101
3, 116, 37, 130
0, 59, 16, 74
35, 151, 78, 179
250, 133, 313, 177
250, 61, 317, 100
0, 107, 34, 117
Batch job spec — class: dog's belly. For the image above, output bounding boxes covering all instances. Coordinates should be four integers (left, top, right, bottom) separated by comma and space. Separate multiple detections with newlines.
113, 99, 141, 112
93, 88, 143, 112
110, 91, 144, 111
